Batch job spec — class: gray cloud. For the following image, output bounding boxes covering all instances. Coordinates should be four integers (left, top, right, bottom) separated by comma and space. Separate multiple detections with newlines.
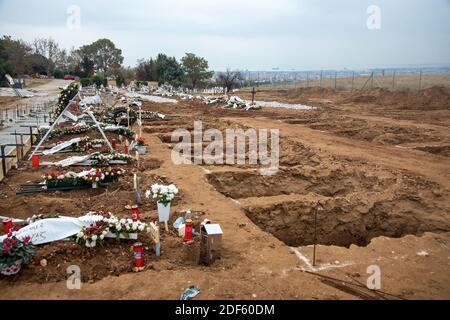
0, 0, 449, 70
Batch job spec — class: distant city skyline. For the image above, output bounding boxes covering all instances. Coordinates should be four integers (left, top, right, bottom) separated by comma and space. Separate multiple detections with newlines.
1, 0, 449, 71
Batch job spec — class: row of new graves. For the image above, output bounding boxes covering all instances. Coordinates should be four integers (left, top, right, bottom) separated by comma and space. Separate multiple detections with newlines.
0, 82, 223, 285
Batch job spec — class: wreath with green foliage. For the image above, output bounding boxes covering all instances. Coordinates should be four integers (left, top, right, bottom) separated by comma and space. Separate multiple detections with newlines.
54, 82, 79, 118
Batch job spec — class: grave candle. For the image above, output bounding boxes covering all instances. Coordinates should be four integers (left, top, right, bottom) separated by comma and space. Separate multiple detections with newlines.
133, 242, 144, 271
131, 205, 140, 221
183, 219, 193, 242
32, 154, 40, 169
124, 139, 129, 154
3, 218, 13, 234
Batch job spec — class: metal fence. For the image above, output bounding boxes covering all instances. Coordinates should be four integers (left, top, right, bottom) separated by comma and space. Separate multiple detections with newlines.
0, 102, 54, 181
242, 70, 450, 92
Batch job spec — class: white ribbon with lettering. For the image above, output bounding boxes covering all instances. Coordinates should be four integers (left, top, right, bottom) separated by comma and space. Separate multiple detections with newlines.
0, 215, 104, 245
42, 137, 81, 155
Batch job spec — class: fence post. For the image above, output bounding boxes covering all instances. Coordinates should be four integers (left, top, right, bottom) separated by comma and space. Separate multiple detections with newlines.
334, 72, 337, 90
351, 72, 355, 91
319, 71, 323, 88
1, 145, 6, 177
418, 69, 423, 90
392, 70, 396, 89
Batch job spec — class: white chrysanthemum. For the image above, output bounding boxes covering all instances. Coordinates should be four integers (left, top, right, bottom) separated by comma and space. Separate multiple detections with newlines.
92, 235, 98, 241
145, 190, 151, 198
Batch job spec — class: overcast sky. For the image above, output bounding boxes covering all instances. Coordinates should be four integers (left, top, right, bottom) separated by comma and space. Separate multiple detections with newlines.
0, 0, 449, 71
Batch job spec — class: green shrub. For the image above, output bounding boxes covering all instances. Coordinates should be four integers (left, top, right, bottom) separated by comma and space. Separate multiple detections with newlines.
80, 77, 92, 87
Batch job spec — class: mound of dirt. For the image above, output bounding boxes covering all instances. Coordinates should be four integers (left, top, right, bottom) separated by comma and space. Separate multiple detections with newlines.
341, 86, 450, 110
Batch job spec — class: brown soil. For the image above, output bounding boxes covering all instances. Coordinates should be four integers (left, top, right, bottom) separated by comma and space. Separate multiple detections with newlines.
1, 86, 450, 300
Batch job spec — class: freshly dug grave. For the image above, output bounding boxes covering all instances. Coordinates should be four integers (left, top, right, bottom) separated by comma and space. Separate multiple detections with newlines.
206, 165, 396, 199
415, 145, 450, 157
243, 187, 449, 248
282, 114, 446, 148
206, 137, 449, 248
0, 212, 208, 285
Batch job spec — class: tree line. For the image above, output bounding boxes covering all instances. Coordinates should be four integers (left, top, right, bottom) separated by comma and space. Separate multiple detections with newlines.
0, 35, 242, 90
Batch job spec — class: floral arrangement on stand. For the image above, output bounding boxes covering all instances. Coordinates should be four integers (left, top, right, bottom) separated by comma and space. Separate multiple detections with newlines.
135, 136, 147, 155
90, 151, 134, 166
75, 220, 110, 248
54, 82, 79, 119
72, 137, 107, 152
0, 233, 35, 276
145, 184, 179, 222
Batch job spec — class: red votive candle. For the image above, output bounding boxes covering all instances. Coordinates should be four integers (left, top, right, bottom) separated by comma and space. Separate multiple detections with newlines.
133, 242, 144, 269
3, 219, 13, 234
183, 219, 193, 242
131, 205, 140, 221
32, 155, 40, 169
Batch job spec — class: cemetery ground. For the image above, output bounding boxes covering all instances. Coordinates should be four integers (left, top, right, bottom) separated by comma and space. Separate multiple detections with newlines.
0, 83, 450, 299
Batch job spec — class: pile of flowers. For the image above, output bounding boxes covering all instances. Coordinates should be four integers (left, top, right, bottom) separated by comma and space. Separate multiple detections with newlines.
145, 184, 179, 206
46, 124, 91, 138
106, 214, 152, 240
83, 167, 125, 184
42, 171, 82, 186
109, 126, 135, 139
0, 233, 35, 273
136, 136, 146, 146
90, 151, 134, 166
74, 211, 152, 245
75, 220, 109, 247
72, 137, 107, 152
42, 167, 125, 186
54, 82, 79, 118
140, 111, 166, 120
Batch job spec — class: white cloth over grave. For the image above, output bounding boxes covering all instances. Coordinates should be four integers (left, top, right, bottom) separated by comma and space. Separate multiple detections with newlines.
0, 214, 104, 245
55, 155, 90, 167
80, 95, 102, 106
42, 137, 81, 155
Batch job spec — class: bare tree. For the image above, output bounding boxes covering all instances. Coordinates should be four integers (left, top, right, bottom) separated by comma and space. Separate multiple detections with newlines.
32, 37, 63, 75
216, 69, 242, 93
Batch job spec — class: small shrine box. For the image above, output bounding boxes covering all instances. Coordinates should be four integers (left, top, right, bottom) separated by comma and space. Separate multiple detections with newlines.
199, 223, 223, 265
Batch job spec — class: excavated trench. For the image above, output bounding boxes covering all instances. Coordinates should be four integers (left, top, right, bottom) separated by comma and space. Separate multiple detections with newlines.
151, 119, 450, 248
206, 167, 449, 248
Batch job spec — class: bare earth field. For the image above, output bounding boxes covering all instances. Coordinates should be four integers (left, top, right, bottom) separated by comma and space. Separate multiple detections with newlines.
0, 85, 449, 300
